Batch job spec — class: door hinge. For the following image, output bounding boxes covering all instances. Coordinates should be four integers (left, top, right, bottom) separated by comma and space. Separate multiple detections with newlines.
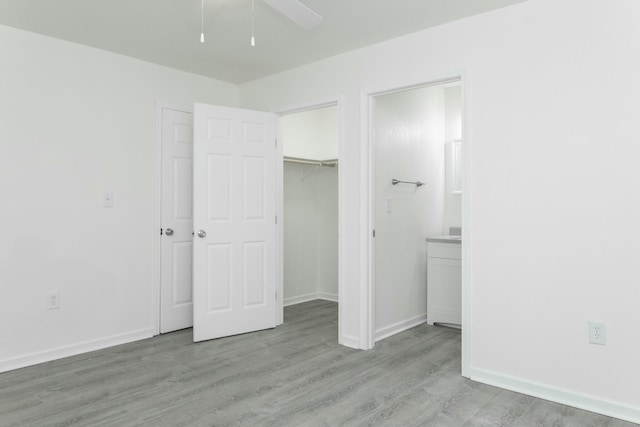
275, 216, 278, 224
373, 229, 376, 237
275, 292, 278, 301
160, 228, 163, 235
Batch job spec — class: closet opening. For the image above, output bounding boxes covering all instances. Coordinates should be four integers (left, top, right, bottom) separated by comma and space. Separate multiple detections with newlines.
280, 104, 339, 336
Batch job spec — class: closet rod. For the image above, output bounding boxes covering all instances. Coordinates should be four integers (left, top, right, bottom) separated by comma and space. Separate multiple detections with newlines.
284, 156, 338, 167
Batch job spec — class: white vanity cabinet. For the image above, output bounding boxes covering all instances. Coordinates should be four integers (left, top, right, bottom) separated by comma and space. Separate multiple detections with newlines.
426, 240, 461, 326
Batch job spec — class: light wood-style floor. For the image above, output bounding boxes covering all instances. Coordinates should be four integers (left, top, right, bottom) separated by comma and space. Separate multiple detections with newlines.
1, 300, 635, 426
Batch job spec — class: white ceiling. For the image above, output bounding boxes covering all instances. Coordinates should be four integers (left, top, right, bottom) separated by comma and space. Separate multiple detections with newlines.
0, 0, 527, 84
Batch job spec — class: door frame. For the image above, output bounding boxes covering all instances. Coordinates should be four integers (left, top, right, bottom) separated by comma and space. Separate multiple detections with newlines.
273, 96, 346, 343
152, 100, 346, 339
152, 102, 193, 336
361, 74, 471, 377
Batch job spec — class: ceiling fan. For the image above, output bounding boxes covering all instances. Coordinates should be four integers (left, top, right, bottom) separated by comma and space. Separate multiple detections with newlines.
262, 0, 323, 30
200, 0, 322, 45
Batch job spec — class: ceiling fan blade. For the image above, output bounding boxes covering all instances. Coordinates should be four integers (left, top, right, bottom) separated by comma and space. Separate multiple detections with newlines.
262, 0, 323, 30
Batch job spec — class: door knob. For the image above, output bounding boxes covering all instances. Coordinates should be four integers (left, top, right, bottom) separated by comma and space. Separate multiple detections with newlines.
197, 229, 207, 238
165, 228, 174, 236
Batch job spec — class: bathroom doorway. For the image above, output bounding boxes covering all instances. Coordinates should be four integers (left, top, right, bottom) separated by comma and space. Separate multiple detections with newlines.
370, 79, 463, 342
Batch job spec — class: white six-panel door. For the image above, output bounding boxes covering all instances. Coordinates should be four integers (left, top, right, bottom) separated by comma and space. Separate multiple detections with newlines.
160, 107, 194, 333
193, 104, 277, 342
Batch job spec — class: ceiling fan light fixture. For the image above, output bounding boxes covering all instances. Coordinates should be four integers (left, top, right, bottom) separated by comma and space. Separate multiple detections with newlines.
250, 0, 256, 47
200, 0, 205, 43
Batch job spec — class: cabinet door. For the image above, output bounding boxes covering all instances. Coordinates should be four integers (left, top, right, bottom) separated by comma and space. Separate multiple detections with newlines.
427, 257, 462, 325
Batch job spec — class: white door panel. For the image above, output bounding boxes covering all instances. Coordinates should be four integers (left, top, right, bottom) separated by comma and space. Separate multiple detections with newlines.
160, 108, 194, 333
193, 104, 277, 342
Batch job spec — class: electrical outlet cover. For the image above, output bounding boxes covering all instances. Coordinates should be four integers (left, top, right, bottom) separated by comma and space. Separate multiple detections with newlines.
46, 292, 60, 310
588, 321, 606, 345
103, 192, 114, 207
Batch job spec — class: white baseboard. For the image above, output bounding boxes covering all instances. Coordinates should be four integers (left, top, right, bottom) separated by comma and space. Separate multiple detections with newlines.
340, 334, 361, 349
469, 367, 640, 425
375, 313, 427, 342
316, 291, 338, 302
283, 292, 319, 307
0, 328, 154, 374
284, 291, 338, 307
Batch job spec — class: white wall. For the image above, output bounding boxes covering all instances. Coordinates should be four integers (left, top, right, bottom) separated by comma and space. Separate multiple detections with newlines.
0, 25, 237, 372
283, 163, 338, 305
374, 86, 445, 340
282, 106, 339, 160
314, 166, 339, 300
239, 0, 640, 421
283, 163, 318, 303
443, 85, 462, 232
444, 85, 462, 143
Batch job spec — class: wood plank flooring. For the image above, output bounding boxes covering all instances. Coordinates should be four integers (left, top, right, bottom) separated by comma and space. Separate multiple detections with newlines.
0, 300, 635, 426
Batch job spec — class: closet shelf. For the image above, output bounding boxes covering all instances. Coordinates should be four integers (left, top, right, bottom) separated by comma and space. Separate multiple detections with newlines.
284, 156, 338, 168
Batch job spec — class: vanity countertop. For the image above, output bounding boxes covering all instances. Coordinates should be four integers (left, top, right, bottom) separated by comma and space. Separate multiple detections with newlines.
425, 235, 462, 244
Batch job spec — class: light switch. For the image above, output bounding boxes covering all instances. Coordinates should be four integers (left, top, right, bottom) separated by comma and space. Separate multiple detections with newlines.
385, 197, 393, 213
103, 192, 113, 208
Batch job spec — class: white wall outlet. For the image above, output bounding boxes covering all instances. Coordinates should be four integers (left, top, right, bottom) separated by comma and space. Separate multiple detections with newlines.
588, 321, 606, 345
102, 191, 113, 208
46, 292, 60, 310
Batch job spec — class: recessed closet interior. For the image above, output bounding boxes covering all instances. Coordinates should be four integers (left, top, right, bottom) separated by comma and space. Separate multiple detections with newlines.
282, 105, 339, 310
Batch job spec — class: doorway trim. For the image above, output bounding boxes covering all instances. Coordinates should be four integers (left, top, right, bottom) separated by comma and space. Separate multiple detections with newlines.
273, 96, 348, 345
361, 74, 470, 377
152, 102, 193, 336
